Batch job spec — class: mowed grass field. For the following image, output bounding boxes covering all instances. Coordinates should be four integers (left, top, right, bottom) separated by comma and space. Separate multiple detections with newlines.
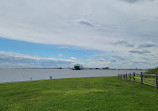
0, 76, 158, 111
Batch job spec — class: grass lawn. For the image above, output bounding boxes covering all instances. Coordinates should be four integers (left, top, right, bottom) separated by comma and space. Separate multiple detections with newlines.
145, 67, 158, 74
134, 75, 156, 86
0, 76, 158, 111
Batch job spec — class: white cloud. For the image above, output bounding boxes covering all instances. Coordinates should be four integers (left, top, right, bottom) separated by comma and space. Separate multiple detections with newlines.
0, 0, 157, 49
120, 0, 155, 4
0, 51, 75, 68
58, 46, 70, 49
84, 51, 158, 69
58, 54, 64, 57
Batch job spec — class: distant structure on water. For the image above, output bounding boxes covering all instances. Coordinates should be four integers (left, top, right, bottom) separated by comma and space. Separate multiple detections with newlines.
74, 64, 83, 70
102, 67, 110, 70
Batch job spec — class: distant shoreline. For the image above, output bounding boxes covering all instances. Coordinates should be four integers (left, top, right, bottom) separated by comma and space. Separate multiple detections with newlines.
0, 68, 148, 70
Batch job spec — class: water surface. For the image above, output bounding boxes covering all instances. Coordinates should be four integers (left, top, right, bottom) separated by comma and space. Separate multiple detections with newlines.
0, 69, 146, 83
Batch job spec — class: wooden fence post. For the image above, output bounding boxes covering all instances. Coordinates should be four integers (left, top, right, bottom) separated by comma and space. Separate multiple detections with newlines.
129, 73, 131, 81
126, 73, 127, 80
133, 72, 135, 81
141, 72, 143, 84
118, 74, 121, 79
124, 74, 125, 80
156, 73, 158, 89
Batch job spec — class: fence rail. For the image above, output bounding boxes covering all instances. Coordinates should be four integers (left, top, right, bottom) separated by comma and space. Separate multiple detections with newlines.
118, 72, 158, 89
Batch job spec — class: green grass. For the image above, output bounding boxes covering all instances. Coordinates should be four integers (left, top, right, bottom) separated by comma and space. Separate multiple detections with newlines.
135, 76, 156, 86
1, 77, 158, 111
145, 67, 158, 74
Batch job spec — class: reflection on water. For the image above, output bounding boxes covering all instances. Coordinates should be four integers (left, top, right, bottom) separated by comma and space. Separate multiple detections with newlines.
0, 69, 146, 83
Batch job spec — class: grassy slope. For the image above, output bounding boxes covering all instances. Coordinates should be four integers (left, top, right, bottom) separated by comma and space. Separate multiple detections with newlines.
0, 77, 158, 111
145, 67, 158, 74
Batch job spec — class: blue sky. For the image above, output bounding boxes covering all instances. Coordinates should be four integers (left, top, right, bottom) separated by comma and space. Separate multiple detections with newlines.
0, 0, 158, 68
0, 37, 102, 59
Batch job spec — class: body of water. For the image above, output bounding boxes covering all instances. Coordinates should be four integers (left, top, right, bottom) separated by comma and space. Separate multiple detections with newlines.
0, 69, 146, 83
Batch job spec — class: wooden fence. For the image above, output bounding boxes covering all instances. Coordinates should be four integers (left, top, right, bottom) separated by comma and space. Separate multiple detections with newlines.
118, 72, 158, 89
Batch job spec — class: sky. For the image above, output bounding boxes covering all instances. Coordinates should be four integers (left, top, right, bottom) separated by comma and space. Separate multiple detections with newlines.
0, 0, 158, 68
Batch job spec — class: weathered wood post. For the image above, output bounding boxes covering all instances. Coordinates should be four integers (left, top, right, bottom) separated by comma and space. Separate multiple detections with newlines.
123, 74, 125, 80
129, 73, 131, 81
155, 73, 158, 89
141, 72, 143, 84
126, 73, 127, 80
118, 74, 120, 79
133, 72, 135, 81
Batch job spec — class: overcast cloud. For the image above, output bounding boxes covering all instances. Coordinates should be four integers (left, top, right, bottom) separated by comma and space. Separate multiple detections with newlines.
0, 0, 158, 68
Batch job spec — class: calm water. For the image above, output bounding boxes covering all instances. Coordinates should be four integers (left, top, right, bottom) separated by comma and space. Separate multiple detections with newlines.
0, 69, 146, 83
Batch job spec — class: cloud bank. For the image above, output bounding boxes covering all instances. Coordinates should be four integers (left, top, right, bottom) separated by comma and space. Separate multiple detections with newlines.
0, 51, 75, 68
0, 0, 158, 68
